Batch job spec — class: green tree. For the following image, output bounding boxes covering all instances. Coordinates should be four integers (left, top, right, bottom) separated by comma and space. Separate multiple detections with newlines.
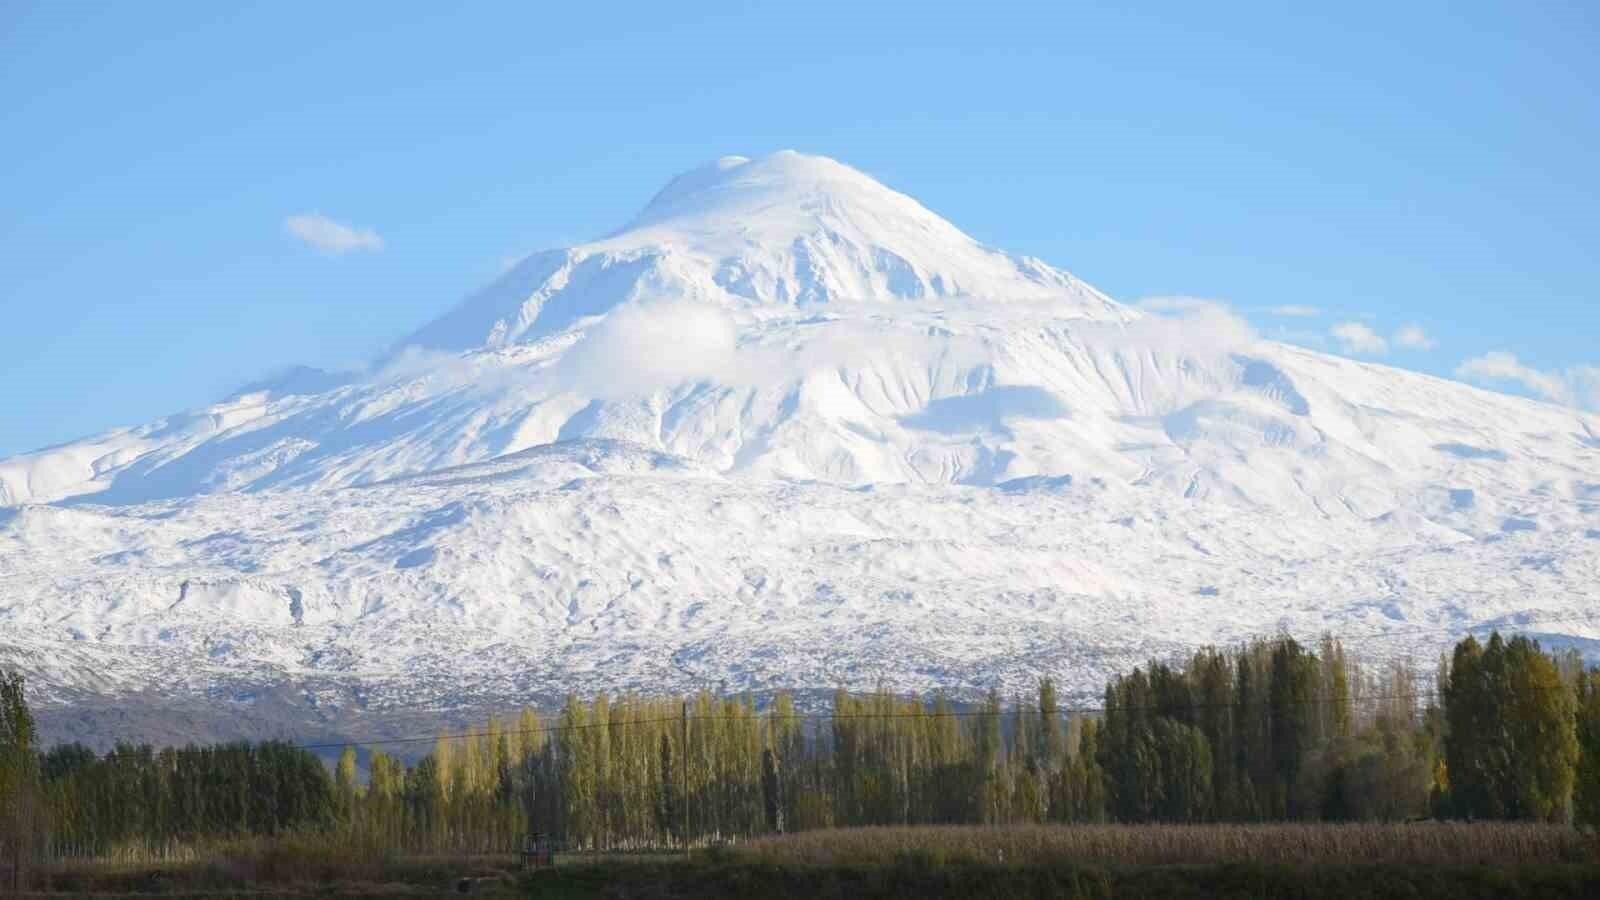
1442, 635, 1492, 817
1268, 637, 1316, 818
1100, 668, 1153, 821
1, 669, 42, 890
1189, 648, 1235, 818
1039, 677, 1062, 769
1076, 717, 1107, 822
974, 690, 1003, 823
1443, 633, 1578, 821
1152, 718, 1213, 822
1576, 669, 1600, 827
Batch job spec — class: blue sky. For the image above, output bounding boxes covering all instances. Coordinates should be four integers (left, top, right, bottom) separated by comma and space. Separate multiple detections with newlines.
3, 1, 1596, 457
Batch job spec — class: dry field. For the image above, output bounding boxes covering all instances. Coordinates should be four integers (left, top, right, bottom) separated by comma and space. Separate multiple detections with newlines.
732, 822, 1600, 867
19, 825, 1600, 898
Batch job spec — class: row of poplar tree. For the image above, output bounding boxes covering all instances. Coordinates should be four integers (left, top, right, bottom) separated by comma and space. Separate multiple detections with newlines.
4, 631, 1600, 860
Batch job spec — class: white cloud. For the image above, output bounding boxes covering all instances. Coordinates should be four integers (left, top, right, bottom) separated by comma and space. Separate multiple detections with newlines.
537, 294, 1261, 405
1266, 304, 1321, 317
1264, 326, 1327, 348
1137, 295, 1217, 314
1456, 352, 1600, 410
284, 213, 384, 255
1331, 322, 1388, 356
1393, 324, 1437, 350
1127, 297, 1258, 354
554, 301, 740, 397
546, 299, 993, 400
375, 294, 1261, 410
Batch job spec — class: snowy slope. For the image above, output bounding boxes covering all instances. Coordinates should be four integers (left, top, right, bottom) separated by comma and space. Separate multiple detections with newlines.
2, 152, 1597, 731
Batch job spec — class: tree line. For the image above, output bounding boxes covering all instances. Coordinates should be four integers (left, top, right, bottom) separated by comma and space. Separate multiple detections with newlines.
3, 631, 1599, 863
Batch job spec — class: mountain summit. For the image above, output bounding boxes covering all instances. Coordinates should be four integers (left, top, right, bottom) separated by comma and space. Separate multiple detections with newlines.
1, 153, 1596, 739
627, 151, 938, 232
405, 151, 1125, 351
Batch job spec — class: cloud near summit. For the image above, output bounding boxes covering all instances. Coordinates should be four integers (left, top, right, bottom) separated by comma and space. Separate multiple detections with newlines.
549, 299, 992, 399
1266, 304, 1321, 317
1456, 352, 1600, 410
1129, 296, 1258, 354
1394, 324, 1437, 350
1331, 322, 1388, 356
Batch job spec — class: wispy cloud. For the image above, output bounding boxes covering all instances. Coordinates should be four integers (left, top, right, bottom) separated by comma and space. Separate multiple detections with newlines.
1456, 352, 1600, 410
378, 293, 1263, 411
553, 301, 742, 397
284, 213, 384, 255
547, 299, 994, 400
1331, 321, 1388, 356
1393, 324, 1437, 350
1264, 326, 1327, 348
1137, 296, 1218, 314
1129, 296, 1259, 354
1265, 304, 1321, 317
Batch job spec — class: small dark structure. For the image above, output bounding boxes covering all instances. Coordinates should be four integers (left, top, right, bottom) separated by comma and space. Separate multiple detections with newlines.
521, 832, 556, 870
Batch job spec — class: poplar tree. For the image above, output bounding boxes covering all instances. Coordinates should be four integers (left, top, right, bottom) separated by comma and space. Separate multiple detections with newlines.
1268, 637, 1315, 818
1189, 648, 1235, 818
1233, 646, 1270, 818
367, 750, 403, 845
1576, 669, 1600, 827
1038, 678, 1063, 783
761, 747, 783, 833
1, 670, 41, 891
975, 689, 1003, 824
334, 746, 359, 826
1152, 717, 1212, 821
1444, 633, 1578, 822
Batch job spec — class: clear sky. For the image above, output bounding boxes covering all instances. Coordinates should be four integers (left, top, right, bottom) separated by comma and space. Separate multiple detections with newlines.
3, 1, 1596, 457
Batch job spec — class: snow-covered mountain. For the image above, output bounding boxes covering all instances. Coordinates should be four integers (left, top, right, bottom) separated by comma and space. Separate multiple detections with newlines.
3, 152, 1597, 739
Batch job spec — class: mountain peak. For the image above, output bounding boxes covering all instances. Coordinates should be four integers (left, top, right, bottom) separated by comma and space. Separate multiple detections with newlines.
627, 151, 918, 231
404, 152, 1127, 351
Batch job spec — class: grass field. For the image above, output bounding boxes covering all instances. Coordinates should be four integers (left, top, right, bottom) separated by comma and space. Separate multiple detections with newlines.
22, 824, 1600, 898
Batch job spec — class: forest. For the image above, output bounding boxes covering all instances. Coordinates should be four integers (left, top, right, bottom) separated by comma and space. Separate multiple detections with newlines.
3, 630, 1600, 871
